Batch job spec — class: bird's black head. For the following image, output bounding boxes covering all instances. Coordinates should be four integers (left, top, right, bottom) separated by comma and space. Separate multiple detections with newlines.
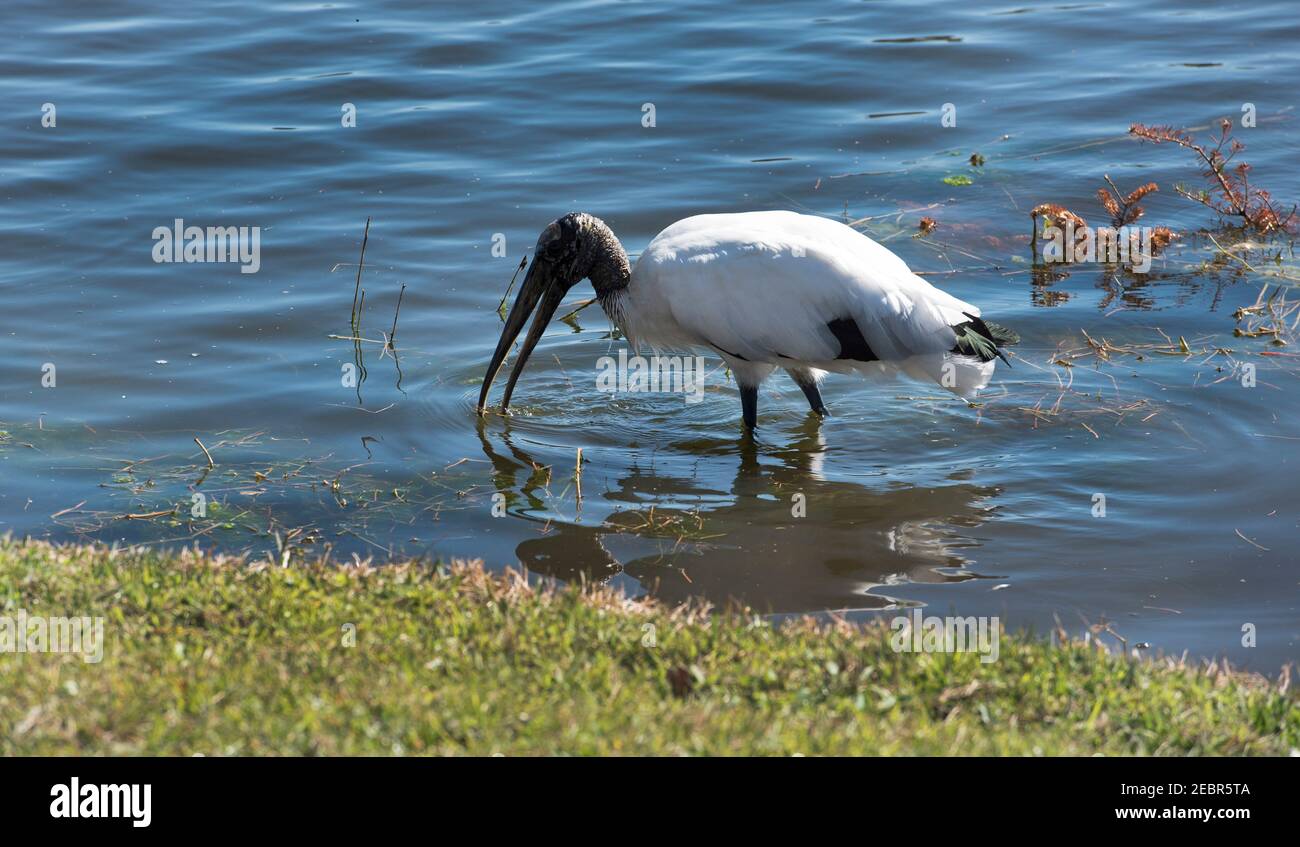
535, 213, 584, 284
477, 213, 629, 413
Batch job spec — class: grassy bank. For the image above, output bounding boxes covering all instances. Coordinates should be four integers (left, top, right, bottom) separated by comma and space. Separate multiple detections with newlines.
0, 537, 1295, 755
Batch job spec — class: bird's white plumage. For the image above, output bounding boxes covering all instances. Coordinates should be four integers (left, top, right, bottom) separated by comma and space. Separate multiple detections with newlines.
618, 211, 995, 398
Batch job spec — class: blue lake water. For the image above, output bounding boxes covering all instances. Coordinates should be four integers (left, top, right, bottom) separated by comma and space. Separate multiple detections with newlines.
1, 0, 1297, 670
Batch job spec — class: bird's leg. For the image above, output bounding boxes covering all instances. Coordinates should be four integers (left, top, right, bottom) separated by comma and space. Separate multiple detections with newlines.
739, 383, 758, 430
787, 368, 829, 416
797, 381, 829, 416
727, 361, 772, 430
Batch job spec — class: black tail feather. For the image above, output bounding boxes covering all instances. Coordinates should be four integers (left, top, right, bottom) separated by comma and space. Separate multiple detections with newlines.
952, 312, 1013, 367
984, 321, 1020, 346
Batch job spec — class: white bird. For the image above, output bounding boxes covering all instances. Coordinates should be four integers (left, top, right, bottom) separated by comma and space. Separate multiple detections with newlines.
478, 210, 1016, 429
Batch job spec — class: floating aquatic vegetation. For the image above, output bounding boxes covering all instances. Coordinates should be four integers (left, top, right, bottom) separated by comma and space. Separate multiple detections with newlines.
12, 426, 487, 563
1028, 203, 1087, 258
972, 367, 1163, 438
1049, 326, 1222, 366
1130, 119, 1296, 235
1234, 284, 1299, 346
1030, 182, 1178, 266
1097, 176, 1156, 227
960, 323, 1252, 437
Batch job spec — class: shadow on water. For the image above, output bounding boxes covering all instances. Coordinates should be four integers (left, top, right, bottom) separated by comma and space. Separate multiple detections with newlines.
475, 416, 1005, 615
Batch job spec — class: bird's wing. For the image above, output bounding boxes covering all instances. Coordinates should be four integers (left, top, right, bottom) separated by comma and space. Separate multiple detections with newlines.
633, 211, 978, 365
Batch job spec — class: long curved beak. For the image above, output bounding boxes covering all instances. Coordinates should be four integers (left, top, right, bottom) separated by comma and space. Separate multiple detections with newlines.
477, 258, 567, 413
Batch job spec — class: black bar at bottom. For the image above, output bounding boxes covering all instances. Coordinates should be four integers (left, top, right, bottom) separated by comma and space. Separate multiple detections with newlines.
0, 755, 1287, 833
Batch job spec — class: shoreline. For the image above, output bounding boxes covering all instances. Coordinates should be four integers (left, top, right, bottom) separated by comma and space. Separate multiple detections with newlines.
1, 536, 1295, 755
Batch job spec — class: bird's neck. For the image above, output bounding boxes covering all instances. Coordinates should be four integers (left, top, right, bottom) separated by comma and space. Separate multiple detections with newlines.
584, 218, 631, 300
572, 214, 632, 339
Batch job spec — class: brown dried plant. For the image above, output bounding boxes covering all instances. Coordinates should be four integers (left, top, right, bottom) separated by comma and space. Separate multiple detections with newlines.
1029, 202, 1085, 252
1029, 203, 1084, 260
1097, 175, 1156, 227
1130, 119, 1296, 234
1029, 196, 1177, 260
1030, 203, 1086, 232
1148, 226, 1178, 252
1096, 175, 1179, 252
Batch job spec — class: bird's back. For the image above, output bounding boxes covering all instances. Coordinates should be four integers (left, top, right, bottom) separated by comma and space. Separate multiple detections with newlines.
629, 211, 985, 386
642, 210, 917, 280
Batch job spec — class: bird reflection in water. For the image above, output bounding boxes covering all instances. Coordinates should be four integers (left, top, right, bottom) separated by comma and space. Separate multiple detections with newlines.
475, 416, 1003, 615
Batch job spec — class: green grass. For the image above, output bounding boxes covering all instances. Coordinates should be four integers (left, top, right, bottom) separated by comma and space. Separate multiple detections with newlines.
0, 537, 1295, 755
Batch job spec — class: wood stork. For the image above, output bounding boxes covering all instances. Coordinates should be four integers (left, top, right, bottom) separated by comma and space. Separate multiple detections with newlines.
477, 210, 1017, 429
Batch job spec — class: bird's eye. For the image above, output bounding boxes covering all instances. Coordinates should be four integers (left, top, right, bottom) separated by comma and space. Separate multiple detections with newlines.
543, 239, 567, 260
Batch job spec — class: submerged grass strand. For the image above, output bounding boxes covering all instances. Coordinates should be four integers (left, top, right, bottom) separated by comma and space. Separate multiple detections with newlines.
497, 255, 528, 320
351, 217, 371, 332
194, 436, 215, 469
